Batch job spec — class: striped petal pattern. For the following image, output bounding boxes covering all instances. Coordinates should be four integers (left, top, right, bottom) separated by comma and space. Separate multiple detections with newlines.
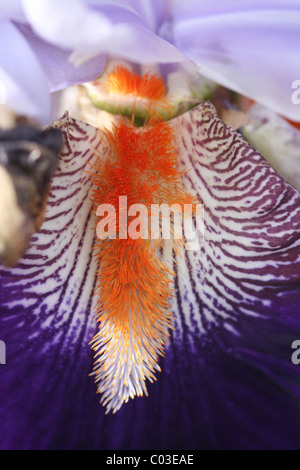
0, 114, 106, 448
0, 103, 300, 449
0, 113, 101, 350
243, 104, 300, 192
172, 101, 300, 340
166, 102, 300, 448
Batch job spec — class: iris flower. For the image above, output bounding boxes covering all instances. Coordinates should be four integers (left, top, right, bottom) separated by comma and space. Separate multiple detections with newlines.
0, 0, 300, 450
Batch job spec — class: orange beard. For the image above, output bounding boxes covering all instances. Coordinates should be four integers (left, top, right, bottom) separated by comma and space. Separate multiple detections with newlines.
88, 67, 197, 412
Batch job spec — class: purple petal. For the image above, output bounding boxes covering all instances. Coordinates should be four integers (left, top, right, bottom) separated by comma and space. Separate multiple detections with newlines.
0, 106, 300, 449
170, 102, 300, 446
0, 113, 102, 448
119, 0, 169, 31
0, 20, 50, 123
173, 101, 300, 335
171, 1, 300, 120
22, 0, 185, 65
16, 24, 107, 93
0, 0, 25, 21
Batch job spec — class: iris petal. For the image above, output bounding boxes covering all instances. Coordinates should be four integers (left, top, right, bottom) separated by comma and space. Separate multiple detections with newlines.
172, 1, 300, 120
16, 24, 107, 94
0, 0, 25, 21
118, 0, 169, 31
170, 102, 300, 447
0, 106, 300, 449
0, 20, 50, 123
0, 113, 104, 448
243, 104, 300, 192
22, 0, 185, 65
0, 112, 101, 345
173, 101, 300, 337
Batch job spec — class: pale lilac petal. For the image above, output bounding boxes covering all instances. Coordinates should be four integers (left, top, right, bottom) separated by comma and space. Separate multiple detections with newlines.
0, 20, 50, 123
120, 0, 169, 31
0, 0, 25, 21
172, 1, 300, 120
17, 24, 107, 92
243, 104, 300, 192
22, 0, 185, 65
